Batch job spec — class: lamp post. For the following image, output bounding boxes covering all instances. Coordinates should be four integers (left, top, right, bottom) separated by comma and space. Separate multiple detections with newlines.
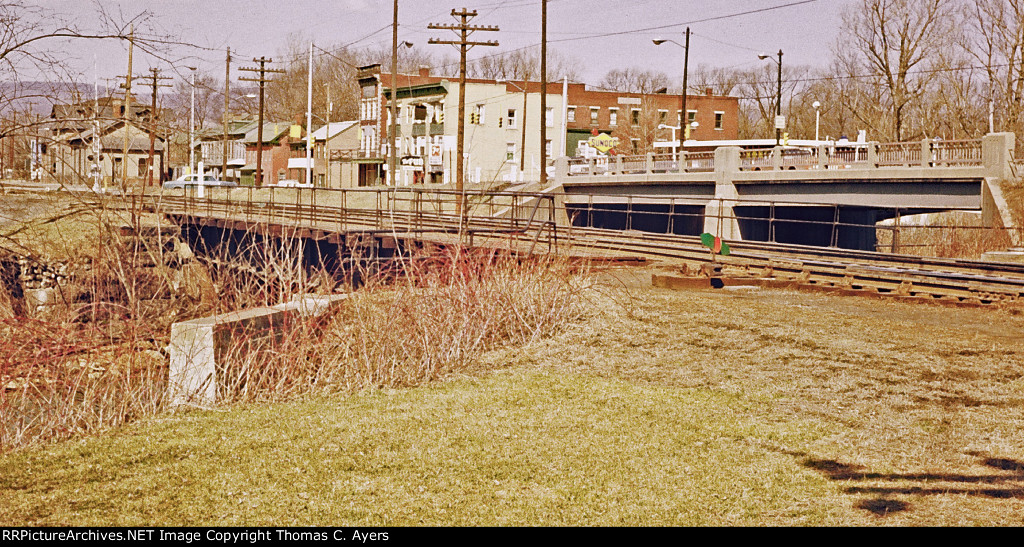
759, 49, 783, 145
653, 27, 690, 138
812, 100, 821, 141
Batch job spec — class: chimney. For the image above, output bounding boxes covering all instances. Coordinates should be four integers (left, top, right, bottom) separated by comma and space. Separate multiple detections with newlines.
705, 87, 713, 96
419, 66, 431, 78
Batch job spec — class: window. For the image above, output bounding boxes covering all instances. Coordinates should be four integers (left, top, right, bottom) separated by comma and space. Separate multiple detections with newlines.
546, 107, 554, 127
658, 110, 668, 124
630, 138, 640, 153
714, 111, 724, 130
567, 107, 576, 123
506, 142, 516, 161
545, 139, 552, 156
507, 108, 517, 129
687, 110, 697, 125
631, 109, 640, 126
609, 108, 618, 126
590, 107, 599, 125
473, 104, 486, 125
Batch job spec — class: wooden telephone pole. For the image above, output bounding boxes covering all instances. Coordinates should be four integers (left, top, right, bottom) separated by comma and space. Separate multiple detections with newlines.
428, 9, 498, 215
136, 67, 171, 186
239, 57, 284, 186
223, 47, 231, 183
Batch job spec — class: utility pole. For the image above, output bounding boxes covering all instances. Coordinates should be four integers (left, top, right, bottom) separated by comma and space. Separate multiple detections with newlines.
306, 41, 314, 186
239, 57, 284, 186
136, 68, 171, 186
540, 0, 547, 186
223, 47, 231, 182
120, 24, 134, 189
682, 27, 690, 138
428, 9, 498, 214
388, 0, 398, 187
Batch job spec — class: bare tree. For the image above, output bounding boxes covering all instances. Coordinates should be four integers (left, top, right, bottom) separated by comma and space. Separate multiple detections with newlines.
599, 67, 670, 94
838, 0, 953, 141
962, 0, 1024, 142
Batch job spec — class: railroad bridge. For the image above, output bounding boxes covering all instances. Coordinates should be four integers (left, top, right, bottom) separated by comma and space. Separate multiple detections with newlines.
554, 132, 1018, 250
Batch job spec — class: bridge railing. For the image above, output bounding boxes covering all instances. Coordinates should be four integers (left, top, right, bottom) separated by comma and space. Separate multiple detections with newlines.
877, 142, 921, 166
161, 185, 563, 252
931, 139, 983, 166
562, 137, 991, 179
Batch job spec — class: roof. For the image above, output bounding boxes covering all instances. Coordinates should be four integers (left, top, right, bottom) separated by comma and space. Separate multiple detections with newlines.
310, 121, 357, 141
243, 122, 292, 144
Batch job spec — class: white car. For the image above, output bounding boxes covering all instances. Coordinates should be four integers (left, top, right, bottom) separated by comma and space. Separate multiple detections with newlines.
163, 174, 237, 190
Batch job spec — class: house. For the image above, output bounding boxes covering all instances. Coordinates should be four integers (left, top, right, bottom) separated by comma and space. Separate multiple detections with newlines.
238, 122, 300, 186
194, 119, 254, 183
311, 121, 359, 188
43, 96, 166, 187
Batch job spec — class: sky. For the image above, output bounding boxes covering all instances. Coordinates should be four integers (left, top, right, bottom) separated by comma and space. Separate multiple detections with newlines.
35, 0, 854, 91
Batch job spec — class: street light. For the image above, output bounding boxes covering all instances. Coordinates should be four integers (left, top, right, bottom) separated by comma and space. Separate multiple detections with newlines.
653, 27, 690, 139
812, 100, 821, 141
759, 49, 783, 145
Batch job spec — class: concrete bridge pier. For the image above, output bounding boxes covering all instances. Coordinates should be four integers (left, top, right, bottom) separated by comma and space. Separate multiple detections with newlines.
703, 146, 743, 240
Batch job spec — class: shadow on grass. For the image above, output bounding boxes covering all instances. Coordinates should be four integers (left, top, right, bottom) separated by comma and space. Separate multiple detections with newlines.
788, 452, 1024, 517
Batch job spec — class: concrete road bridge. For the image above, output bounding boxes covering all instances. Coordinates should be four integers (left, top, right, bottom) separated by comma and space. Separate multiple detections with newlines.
552, 133, 1019, 250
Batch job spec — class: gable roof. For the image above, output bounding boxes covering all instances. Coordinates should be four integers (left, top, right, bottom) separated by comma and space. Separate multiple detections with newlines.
310, 121, 357, 141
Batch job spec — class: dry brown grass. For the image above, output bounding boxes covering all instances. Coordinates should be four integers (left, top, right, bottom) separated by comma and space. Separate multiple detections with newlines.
505, 269, 1024, 524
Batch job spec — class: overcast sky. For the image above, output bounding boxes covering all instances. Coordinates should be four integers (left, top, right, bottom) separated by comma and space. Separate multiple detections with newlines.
42, 0, 852, 89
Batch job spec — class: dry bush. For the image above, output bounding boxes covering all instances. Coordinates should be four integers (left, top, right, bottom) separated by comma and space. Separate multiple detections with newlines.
0, 316, 165, 451
212, 249, 590, 402
876, 212, 1014, 258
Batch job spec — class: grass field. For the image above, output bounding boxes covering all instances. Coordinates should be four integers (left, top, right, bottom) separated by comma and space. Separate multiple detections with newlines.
2, 267, 1023, 526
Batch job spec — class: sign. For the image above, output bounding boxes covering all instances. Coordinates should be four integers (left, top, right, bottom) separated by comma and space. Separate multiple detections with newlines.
774, 115, 786, 130
289, 124, 302, 138
430, 144, 442, 165
587, 133, 619, 154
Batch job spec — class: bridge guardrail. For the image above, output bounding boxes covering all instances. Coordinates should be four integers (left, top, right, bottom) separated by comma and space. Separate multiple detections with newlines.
563, 137, 990, 177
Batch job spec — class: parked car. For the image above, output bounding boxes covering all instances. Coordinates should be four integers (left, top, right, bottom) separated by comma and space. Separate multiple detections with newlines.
163, 174, 237, 190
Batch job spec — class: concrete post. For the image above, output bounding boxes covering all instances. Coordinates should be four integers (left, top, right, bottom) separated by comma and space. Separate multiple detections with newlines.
167, 294, 348, 407
771, 146, 783, 170
704, 146, 742, 240
554, 156, 569, 180
921, 138, 932, 167
982, 132, 1015, 180
817, 145, 827, 170
677, 150, 687, 174
613, 154, 622, 175
646, 152, 654, 174
867, 142, 879, 168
